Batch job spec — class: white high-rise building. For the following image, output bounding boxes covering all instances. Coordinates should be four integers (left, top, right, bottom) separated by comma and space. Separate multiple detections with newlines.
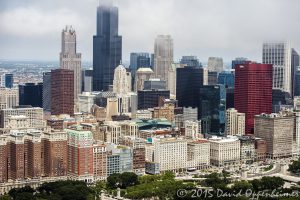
154, 35, 173, 90
60, 25, 82, 100
207, 57, 223, 73
0, 87, 19, 109
187, 140, 210, 170
225, 108, 245, 136
263, 42, 292, 94
113, 65, 131, 94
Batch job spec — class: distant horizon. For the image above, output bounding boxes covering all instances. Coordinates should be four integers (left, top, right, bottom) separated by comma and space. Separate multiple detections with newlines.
1, 0, 299, 62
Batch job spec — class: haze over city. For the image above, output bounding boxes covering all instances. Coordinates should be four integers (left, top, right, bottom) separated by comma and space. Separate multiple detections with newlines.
1, 0, 300, 62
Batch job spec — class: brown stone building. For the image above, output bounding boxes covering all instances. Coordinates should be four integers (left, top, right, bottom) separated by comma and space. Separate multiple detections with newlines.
42, 130, 68, 177
51, 69, 74, 116
93, 142, 107, 180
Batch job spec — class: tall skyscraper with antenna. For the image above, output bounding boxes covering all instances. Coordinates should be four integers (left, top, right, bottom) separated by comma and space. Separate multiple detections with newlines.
93, 0, 122, 91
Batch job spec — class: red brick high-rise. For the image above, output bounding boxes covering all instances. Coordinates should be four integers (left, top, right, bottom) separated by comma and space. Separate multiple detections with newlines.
51, 69, 74, 116
234, 62, 272, 134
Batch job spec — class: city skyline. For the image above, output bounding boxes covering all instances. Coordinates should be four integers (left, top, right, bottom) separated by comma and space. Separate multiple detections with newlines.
1, 0, 300, 62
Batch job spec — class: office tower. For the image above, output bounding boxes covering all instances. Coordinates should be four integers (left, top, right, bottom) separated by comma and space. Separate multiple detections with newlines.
254, 113, 294, 159
135, 68, 154, 91
42, 72, 51, 111
0, 87, 19, 109
66, 126, 93, 182
235, 62, 272, 134
218, 71, 235, 88
42, 130, 68, 177
113, 65, 131, 94
183, 107, 198, 122
0, 74, 13, 88
225, 108, 245, 136
130, 52, 151, 72
144, 79, 166, 90
187, 140, 210, 170
180, 56, 201, 68
207, 71, 218, 85
51, 69, 74, 116
4, 74, 13, 88
292, 49, 300, 96
207, 57, 223, 73
226, 87, 234, 109
82, 69, 93, 92
78, 92, 96, 113
232, 57, 248, 69
209, 136, 240, 167
203, 68, 208, 85
272, 89, 291, 112
154, 35, 173, 88
199, 85, 226, 134
19, 83, 43, 107
137, 89, 170, 110
0, 107, 43, 129
263, 42, 293, 94
106, 97, 119, 120
176, 66, 203, 110
93, 1, 122, 91
60, 26, 81, 100
294, 67, 300, 96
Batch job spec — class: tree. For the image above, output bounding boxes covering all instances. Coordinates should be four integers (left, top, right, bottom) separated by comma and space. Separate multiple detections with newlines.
120, 172, 139, 189
107, 173, 121, 189
288, 158, 300, 174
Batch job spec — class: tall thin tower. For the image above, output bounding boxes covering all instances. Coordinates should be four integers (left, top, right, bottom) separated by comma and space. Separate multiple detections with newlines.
154, 35, 173, 89
60, 25, 82, 100
93, 0, 122, 91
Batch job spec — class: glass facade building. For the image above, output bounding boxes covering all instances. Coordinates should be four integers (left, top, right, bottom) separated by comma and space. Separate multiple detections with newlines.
199, 85, 226, 135
93, 2, 122, 91
218, 71, 235, 88
176, 66, 203, 112
19, 83, 43, 107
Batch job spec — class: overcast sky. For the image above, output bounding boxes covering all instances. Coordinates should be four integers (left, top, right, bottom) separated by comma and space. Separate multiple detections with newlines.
0, 0, 300, 64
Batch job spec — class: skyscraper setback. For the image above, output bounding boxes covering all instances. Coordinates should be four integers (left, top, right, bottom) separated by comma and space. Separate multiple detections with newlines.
60, 26, 81, 100
93, 1, 122, 91
234, 62, 273, 134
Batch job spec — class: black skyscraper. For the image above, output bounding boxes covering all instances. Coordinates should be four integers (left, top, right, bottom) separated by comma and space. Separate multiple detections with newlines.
93, 1, 122, 91
19, 83, 43, 107
176, 66, 203, 113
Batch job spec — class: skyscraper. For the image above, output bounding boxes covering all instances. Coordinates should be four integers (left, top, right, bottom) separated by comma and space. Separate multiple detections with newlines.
207, 57, 223, 73
262, 42, 293, 95
19, 83, 43, 108
176, 66, 203, 112
234, 62, 272, 134
130, 53, 151, 72
51, 69, 74, 116
180, 56, 201, 68
60, 26, 81, 100
113, 65, 131, 95
154, 35, 173, 89
199, 85, 226, 134
42, 72, 51, 112
93, 1, 122, 91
